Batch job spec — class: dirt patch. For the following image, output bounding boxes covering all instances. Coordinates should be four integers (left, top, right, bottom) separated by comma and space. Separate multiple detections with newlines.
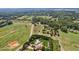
8, 40, 20, 48
74, 44, 79, 48
10, 30, 16, 34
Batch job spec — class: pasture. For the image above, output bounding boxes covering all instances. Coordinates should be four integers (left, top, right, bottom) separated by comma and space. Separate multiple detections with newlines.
60, 31, 79, 51
0, 22, 31, 51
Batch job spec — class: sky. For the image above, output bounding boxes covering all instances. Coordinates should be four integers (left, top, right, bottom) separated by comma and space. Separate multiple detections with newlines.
0, 8, 79, 12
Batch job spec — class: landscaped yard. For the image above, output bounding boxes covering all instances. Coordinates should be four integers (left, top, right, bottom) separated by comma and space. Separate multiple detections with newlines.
21, 35, 60, 51
0, 22, 31, 51
60, 31, 79, 51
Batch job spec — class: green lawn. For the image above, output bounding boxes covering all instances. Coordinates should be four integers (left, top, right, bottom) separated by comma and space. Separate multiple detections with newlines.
60, 31, 79, 51
53, 40, 60, 51
0, 22, 31, 51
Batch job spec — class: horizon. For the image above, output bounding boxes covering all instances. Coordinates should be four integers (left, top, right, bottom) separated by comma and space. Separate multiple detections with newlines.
0, 8, 78, 12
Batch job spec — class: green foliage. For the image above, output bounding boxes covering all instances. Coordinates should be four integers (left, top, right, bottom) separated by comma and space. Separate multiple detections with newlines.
53, 40, 60, 51
22, 35, 60, 51
49, 38, 53, 51
61, 26, 68, 33
7, 21, 13, 25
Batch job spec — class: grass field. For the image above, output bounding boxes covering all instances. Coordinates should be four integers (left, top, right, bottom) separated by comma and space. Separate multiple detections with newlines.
0, 22, 31, 51
60, 31, 79, 51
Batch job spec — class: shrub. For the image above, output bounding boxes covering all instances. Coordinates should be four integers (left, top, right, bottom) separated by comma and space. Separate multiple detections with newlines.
61, 26, 68, 33
8, 21, 13, 25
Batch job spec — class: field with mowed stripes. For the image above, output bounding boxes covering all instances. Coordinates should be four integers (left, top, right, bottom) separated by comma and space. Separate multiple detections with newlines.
0, 22, 31, 51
